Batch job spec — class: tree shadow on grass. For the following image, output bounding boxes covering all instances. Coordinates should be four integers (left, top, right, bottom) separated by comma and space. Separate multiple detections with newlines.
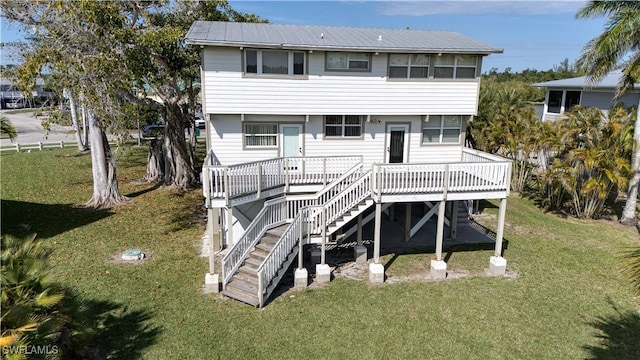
1, 199, 114, 239
59, 290, 162, 359
583, 302, 640, 360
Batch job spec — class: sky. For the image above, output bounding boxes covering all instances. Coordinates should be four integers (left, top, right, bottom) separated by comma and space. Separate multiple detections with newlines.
1, 0, 608, 72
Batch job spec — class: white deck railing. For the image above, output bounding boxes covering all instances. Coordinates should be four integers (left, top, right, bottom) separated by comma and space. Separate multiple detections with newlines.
203, 155, 363, 206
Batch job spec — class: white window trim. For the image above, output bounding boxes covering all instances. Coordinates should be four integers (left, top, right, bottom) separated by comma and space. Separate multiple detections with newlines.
388, 54, 430, 79
434, 55, 478, 79
421, 115, 464, 145
244, 49, 306, 76
325, 52, 371, 71
324, 115, 364, 139
244, 123, 278, 149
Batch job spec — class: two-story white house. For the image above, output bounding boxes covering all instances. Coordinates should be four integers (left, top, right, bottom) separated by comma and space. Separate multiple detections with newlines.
186, 21, 510, 307
534, 70, 640, 121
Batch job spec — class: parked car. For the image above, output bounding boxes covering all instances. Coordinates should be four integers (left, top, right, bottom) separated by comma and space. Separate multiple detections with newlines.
142, 124, 165, 138
5, 98, 26, 109
195, 117, 205, 129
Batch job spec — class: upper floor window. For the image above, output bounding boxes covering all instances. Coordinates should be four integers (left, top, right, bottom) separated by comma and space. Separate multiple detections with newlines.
245, 49, 305, 75
389, 54, 430, 78
433, 55, 478, 79
325, 115, 363, 137
422, 115, 463, 144
326, 52, 370, 71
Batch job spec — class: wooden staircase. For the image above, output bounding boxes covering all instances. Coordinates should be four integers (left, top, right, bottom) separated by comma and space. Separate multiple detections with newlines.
222, 225, 289, 306
327, 199, 374, 237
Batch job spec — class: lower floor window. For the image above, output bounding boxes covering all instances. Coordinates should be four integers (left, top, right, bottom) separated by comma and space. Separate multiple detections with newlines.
244, 123, 277, 147
422, 115, 463, 144
325, 115, 363, 137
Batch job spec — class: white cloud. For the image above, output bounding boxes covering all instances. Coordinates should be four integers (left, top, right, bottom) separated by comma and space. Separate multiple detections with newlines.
377, 0, 588, 16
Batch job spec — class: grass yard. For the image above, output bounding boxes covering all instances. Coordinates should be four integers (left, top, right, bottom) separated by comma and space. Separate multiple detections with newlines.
2, 147, 640, 359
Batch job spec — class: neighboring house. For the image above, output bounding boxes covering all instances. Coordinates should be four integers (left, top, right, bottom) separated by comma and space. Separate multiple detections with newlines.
0, 77, 54, 109
534, 70, 640, 121
186, 21, 510, 307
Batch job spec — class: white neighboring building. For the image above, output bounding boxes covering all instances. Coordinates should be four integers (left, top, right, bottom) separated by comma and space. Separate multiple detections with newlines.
534, 70, 640, 121
186, 21, 511, 307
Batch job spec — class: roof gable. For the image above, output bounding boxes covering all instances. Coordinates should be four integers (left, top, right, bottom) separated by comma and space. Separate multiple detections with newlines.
185, 21, 503, 54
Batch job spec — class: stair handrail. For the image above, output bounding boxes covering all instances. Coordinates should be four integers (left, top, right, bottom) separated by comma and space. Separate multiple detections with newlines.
256, 207, 308, 307
255, 171, 373, 306
315, 169, 372, 232
222, 162, 363, 287
221, 197, 287, 286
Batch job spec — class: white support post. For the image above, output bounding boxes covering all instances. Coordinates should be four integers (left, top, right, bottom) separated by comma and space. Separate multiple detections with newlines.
373, 202, 382, 263
226, 207, 233, 246
256, 163, 262, 199
404, 203, 412, 242
204, 208, 220, 294
354, 214, 367, 265
449, 200, 458, 240
435, 201, 446, 261
369, 202, 385, 284
316, 208, 331, 284
430, 200, 448, 280
490, 198, 508, 276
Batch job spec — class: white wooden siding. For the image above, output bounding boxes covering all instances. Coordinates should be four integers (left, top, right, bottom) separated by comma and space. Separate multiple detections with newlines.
211, 115, 463, 166
202, 47, 480, 116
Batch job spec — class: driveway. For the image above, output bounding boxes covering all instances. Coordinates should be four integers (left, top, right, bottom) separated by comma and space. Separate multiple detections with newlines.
1, 109, 77, 146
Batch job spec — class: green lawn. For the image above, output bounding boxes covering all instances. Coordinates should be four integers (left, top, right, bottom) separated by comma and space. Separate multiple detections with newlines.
2, 147, 639, 359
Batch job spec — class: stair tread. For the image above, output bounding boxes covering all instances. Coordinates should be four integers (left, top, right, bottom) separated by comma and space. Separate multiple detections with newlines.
223, 288, 259, 307
256, 243, 274, 252
244, 257, 262, 267
228, 278, 259, 293
234, 272, 259, 284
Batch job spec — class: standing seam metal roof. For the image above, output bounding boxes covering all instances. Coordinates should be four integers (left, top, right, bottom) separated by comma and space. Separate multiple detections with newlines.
533, 70, 640, 90
185, 21, 503, 54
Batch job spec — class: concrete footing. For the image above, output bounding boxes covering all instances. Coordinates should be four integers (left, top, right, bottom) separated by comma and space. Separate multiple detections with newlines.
354, 245, 367, 265
489, 256, 507, 276
430, 260, 447, 280
294, 268, 308, 289
203, 273, 220, 294
316, 264, 331, 284
310, 249, 321, 265
368, 263, 385, 284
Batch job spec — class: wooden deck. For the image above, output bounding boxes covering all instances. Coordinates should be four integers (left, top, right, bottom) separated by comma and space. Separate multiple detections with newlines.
203, 149, 511, 208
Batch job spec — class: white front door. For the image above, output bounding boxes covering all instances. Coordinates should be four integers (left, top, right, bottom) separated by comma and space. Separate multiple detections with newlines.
386, 124, 410, 163
280, 124, 303, 157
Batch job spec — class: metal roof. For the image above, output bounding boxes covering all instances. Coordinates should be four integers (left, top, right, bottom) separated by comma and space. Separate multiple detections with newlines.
185, 21, 503, 54
533, 70, 640, 90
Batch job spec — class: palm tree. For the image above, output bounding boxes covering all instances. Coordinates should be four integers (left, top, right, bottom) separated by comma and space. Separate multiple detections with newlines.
577, 0, 640, 226
0, 116, 17, 141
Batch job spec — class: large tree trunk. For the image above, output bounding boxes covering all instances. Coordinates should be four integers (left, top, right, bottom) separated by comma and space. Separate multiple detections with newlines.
144, 138, 165, 182
85, 109, 128, 209
621, 113, 640, 226
68, 92, 88, 151
162, 103, 198, 189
